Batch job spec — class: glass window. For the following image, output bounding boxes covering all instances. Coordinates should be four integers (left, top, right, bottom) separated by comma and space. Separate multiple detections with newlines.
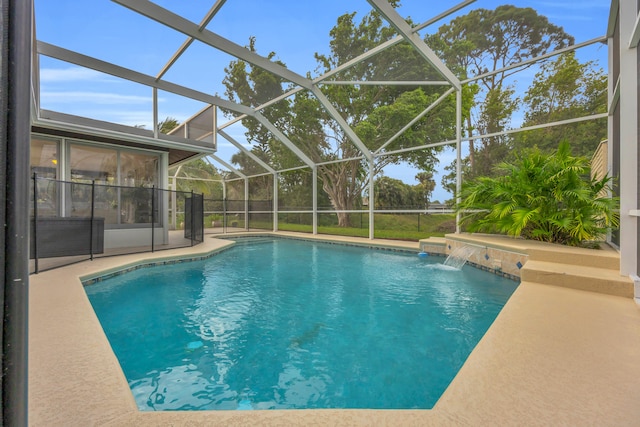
120, 151, 158, 188
119, 151, 159, 225
30, 137, 60, 217
69, 144, 117, 185
31, 140, 162, 227
69, 143, 160, 227
31, 137, 59, 179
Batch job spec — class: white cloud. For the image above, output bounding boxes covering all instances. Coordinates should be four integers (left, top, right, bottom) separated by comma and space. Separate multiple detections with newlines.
41, 91, 154, 105
42, 107, 154, 128
545, 14, 598, 22
94, 110, 155, 128
534, 1, 608, 10
39, 67, 117, 83
215, 141, 236, 149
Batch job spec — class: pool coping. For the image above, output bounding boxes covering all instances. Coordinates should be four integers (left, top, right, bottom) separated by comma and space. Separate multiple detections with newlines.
28, 232, 640, 426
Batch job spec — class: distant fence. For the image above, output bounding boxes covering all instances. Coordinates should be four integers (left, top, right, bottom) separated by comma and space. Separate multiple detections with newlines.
30, 174, 204, 273
201, 197, 455, 236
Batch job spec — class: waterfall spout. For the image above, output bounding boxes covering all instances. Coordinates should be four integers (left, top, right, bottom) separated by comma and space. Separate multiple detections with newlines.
443, 244, 479, 269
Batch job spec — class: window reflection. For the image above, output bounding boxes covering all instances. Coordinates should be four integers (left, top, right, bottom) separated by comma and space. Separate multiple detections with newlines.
30, 137, 162, 228
119, 151, 158, 225
30, 137, 59, 217
120, 151, 158, 188
31, 137, 59, 179
70, 144, 117, 185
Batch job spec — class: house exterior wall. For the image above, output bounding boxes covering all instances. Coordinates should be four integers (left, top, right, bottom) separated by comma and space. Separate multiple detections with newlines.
609, 0, 640, 299
30, 131, 171, 249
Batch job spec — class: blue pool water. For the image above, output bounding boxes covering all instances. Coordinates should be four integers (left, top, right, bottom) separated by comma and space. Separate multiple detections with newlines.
85, 237, 518, 411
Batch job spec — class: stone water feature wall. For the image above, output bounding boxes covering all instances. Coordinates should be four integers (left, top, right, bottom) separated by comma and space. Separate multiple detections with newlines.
420, 236, 528, 281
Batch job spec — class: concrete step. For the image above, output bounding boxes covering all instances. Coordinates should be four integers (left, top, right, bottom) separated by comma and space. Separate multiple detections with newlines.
443, 233, 621, 270
521, 260, 633, 298
525, 246, 620, 271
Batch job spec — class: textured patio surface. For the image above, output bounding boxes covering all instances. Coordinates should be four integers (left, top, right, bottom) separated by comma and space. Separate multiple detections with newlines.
28, 233, 640, 426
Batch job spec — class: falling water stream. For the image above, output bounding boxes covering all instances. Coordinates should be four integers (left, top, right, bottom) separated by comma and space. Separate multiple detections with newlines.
443, 244, 480, 269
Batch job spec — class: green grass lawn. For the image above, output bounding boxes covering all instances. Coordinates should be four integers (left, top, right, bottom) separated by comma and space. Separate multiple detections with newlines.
248, 213, 456, 241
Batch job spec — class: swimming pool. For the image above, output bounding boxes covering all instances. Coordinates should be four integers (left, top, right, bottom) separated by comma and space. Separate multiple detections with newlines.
85, 237, 518, 411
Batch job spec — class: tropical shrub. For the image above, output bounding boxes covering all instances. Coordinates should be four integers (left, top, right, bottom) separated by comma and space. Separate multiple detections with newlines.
456, 141, 619, 246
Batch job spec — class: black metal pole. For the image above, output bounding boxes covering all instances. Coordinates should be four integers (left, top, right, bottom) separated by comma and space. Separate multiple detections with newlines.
90, 180, 95, 261
223, 198, 227, 234
190, 190, 194, 247
32, 173, 38, 274
1, 0, 32, 424
199, 194, 204, 243
151, 186, 155, 252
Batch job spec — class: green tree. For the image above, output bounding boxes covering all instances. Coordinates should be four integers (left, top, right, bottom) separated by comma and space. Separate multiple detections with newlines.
307, 3, 452, 225
428, 5, 574, 179
158, 117, 179, 134
222, 5, 460, 226
223, 36, 291, 157
456, 141, 618, 246
374, 176, 418, 209
415, 172, 436, 209
514, 52, 607, 157
222, 37, 300, 203
169, 157, 222, 198
229, 149, 273, 201
472, 86, 519, 177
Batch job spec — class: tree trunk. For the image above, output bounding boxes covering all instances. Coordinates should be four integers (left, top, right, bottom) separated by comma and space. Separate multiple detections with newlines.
337, 212, 351, 227
318, 161, 362, 228
323, 177, 352, 228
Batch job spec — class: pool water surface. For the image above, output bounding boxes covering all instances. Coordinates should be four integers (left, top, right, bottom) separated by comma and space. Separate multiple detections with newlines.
85, 237, 518, 411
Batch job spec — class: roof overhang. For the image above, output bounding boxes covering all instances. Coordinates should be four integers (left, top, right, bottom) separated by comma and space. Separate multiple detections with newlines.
34, 109, 215, 165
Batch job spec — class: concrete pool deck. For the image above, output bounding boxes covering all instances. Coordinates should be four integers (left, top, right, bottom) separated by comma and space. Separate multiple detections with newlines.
29, 233, 640, 426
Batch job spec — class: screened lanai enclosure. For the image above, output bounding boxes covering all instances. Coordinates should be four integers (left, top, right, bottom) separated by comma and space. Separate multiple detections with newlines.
4, 0, 640, 423
30, 0, 612, 261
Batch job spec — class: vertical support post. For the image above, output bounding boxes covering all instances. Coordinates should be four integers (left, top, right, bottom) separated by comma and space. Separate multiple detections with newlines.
153, 87, 159, 139
1, 0, 32, 423
90, 179, 95, 260
368, 157, 375, 240
32, 172, 38, 273
59, 139, 66, 217
170, 177, 177, 230
455, 89, 462, 234
313, 166, 318, 235
212, 105, 217, 150
116, 185, 121, 226
190, 190, 195, 247
607, 32, 615, 246
151, 185, 155, 252
222, 179, 227, 233
273, 172, 278, 232
244, 177, 249, 230
618, 0, 639, 278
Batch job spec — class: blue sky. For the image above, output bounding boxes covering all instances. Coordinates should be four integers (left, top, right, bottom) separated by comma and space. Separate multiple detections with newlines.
34, 0, 610, 202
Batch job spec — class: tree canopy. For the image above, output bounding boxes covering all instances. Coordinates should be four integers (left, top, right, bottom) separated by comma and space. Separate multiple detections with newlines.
428, 5, 575, 179
513, 51, 607, 157
218, 3, 606, 219
222, 4, 463, 226
169, 158, 222, 198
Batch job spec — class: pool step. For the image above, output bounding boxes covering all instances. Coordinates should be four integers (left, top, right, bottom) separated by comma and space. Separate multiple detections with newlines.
520, 260, 633, 298
525, 246, 620, 270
